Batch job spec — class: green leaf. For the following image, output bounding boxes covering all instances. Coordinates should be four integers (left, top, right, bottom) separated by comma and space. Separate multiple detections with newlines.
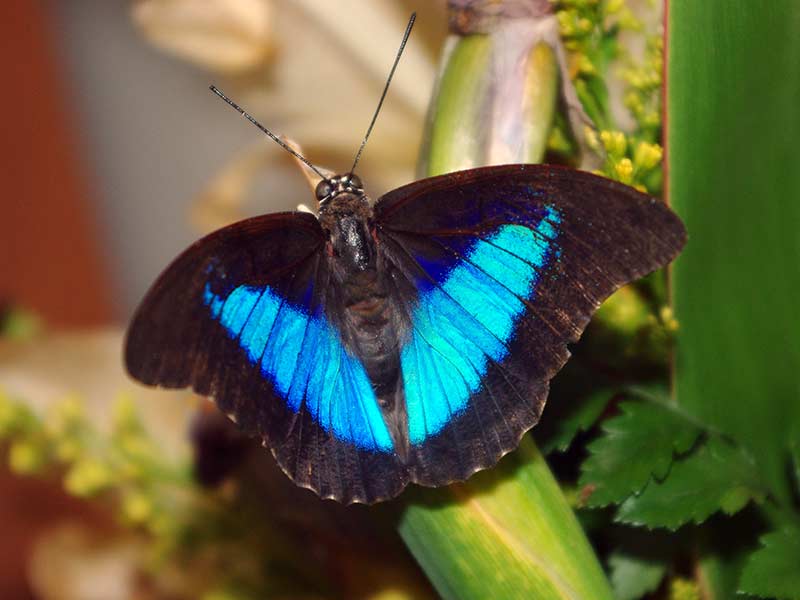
739, 527, 800, 600
669, 0, 800, 510
537, 386, 612, 454
790, 429, 800, 497
668, 3, 800, 596
608, 551, 667, 600
579, 400, 702, 506
616, 437, 764, 530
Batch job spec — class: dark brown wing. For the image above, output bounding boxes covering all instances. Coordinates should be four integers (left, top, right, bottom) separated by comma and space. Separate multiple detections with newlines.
125, 212, 407, 504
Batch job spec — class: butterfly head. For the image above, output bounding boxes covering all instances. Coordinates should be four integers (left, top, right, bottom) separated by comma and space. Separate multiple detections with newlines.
315, 173, 365, 209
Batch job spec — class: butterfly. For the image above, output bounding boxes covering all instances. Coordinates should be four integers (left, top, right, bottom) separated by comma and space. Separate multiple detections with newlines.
125, 160, 686, 503
125, 14, 686, 503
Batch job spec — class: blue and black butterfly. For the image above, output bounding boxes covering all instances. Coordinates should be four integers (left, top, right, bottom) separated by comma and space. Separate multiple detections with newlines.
125, 160, 686, 503
125, 14, 685, 503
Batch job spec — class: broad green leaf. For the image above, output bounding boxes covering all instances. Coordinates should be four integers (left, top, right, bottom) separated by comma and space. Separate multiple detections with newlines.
616, 437, 764, 530
608, 551, 666, 600
579, 400, 702, 506
669, 0, 800, 510
739, 527, 800, 600
537, 386, 612, 454
668, 3, 800, 596
790, 430, 800, 497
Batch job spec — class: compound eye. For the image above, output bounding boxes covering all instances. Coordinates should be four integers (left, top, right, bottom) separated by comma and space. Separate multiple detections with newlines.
348, 173, 363, 190
315, 179, 333, 202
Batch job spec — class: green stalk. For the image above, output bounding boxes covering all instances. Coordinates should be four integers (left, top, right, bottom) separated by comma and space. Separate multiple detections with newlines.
397, 23, 613, 600
423, 34, 492, 176
399, 439, 613, 599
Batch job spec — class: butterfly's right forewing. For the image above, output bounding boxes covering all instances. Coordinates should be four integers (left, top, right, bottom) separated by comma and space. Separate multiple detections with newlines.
374, 164, 686, 488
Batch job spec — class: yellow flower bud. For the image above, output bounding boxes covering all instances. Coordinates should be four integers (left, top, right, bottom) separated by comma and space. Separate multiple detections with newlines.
65, 458, 112, 497
614, 158, 634, 183
634, 141, 663, 171
600, 130, 627, 157
123, 491, 154, 525
669, 578, 700, 600
9, 440, 48, 475
660, 306, 680, 333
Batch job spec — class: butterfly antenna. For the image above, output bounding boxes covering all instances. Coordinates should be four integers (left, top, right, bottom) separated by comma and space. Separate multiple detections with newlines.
349, 12, 416, 175
209, 85, 327, 181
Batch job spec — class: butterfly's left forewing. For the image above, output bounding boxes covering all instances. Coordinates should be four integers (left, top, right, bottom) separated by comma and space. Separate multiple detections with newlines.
374, 164, 686, 487
125, 212, 406, 503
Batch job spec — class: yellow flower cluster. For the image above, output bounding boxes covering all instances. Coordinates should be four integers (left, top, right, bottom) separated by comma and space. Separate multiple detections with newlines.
586, 127, 663, 192
555, 0, 642, 72
621, 35, 663, 134
669, 578, 701, 600
0, 390, 191, 531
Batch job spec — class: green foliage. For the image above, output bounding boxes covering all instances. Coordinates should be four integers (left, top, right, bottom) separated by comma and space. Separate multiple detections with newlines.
537, 386, 612, 454
739, 527, 800, 600
616, 436, 766, 529
580, 398, 703, 507
667, 1, 800, 597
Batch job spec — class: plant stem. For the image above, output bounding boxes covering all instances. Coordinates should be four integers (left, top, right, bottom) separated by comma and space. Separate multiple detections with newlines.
397, 6, 614, 598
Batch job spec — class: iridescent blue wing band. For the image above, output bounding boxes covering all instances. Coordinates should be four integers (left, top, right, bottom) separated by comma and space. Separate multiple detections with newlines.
201, 283, 393, 452
401, 209, 561, 444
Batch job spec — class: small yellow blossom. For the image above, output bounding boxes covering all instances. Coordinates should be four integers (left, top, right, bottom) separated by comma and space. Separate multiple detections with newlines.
600, 130, 628, 157
65, 458, 113, 497
123, 490, 154, 524
614, 158, 634, 183
634, 141, 663, 171
9, 439, 49, 475
660, 306, 680, 332
669, 578, 700, 600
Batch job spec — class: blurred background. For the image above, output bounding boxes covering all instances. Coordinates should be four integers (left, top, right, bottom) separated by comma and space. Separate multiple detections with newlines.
2, 1, 443, 597
3, 0, 444, 326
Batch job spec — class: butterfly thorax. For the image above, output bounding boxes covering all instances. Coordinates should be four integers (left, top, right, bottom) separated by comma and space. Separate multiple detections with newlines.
319, 192, 375, 273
